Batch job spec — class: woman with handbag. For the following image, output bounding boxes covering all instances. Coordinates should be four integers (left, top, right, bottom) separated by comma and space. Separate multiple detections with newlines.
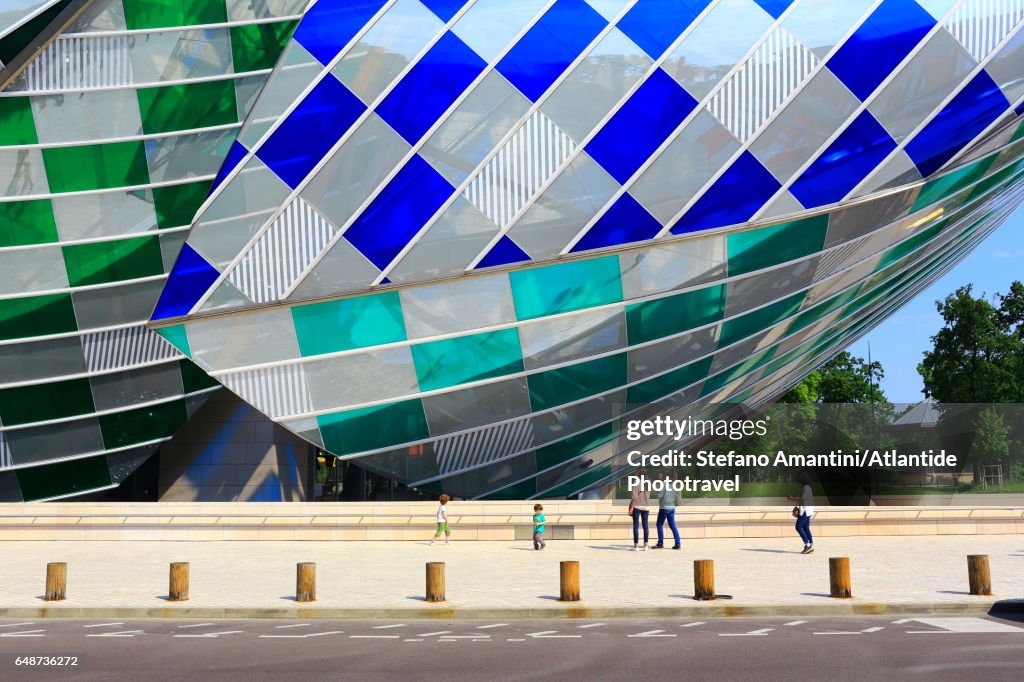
787, 471, 815, 554
628, 469, 651, 551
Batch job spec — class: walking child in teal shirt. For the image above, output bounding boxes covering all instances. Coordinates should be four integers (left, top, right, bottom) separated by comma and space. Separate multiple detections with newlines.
532, 504, 546, 550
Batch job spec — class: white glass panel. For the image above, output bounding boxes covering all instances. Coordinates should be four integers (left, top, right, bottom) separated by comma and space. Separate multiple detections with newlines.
452, 0, 549, 63
187, 307, 300, 371
90, 364, 184, 411
30, 89, 142, 144
303, 346, 419, 411
519, 308, 626, 370
0, 245, 68, 294
400, 273, 515, 339
287, 237, 380, 301
129, 29, 233, 84
52, 189, 157, 241
144, 129, 238, 183
619, 234, 727, 299
0, 148, 49, 196
781, 0, 876, 58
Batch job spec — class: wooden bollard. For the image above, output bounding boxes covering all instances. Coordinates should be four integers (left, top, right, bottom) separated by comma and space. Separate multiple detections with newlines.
169, 562, 189, 602
296, 562, 316, 602
967, 555, 992, 596
559, 560, 580, 602
829, 557, 852, 598
426, 562, 445, 602
45, 562, 67, 601
693, 559, 715, 600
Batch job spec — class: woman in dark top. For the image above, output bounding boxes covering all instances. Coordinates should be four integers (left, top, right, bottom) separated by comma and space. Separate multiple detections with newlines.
787, 471, 815, 554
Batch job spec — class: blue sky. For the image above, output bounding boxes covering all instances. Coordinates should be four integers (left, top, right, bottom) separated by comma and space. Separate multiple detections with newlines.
848, 207, 1023, 403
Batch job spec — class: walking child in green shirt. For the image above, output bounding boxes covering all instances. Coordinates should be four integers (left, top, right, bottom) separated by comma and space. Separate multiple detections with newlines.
532, 504, 546, 550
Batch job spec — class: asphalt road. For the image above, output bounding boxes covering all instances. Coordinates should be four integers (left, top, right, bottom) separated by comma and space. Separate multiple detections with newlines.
2, 615, 1023, 681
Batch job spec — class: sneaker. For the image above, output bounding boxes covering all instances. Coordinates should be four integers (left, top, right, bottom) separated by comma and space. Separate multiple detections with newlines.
672, 546, 681, 550
801, 545, 813, 554
642, 545, 648, 552
429, 540, 435, 546
633, 545, 640, 552
445, 540, 451, 545
652, 544, 664, 550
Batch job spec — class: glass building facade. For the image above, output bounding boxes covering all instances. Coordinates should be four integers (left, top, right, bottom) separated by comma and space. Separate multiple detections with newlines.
2, 0, 1024, 500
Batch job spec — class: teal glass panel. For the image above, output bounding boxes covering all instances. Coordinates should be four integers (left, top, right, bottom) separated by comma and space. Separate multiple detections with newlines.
967, 161, 1024, 202
788, 287, 860, 333
0, 294, 77, 341
412, 328, 524, 392
727, 215, 829, 277
626, 284, 727, 344
540, 462, 612, 498
17, 456, 111, 502
481, 478, 537, 500
99, 400, 189, 449
718, 290, 806, 348
318, 399, 430, 456
0, 378, 95, 426
626, 356, 713, 404
701, 346, 777, 397
156, 325, 192, 356
535, 423, 616, 473
911, 155, 995, 211
510, 256, 623, 320
528, 353, 627, 412
292, 291, 407, 357
875, 221, 945, 271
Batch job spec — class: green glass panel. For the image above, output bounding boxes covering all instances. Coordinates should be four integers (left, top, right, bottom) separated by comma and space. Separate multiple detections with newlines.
42, 141, 151, 192
0, 378, 95, 426
412, 328, 523, 392
510, 256, 623, 320
63, 235, 164, 287
541, 462, 612, 498
153, 179, 214, 229
0, 97, 38, 145
137, 80, 238, 135
535, 423, 616, 472
528, 353, 627, 412
0, 199, 58, 247
875, 220, 946, 272
967, 161, 1024, 203
626, 356, 713, 404
481, 478, 536, 500
318, 399, 429, 456
99, 400, 189, 449
180, 359, 219, 393
123, 0, 228, 30
157, 324, 192, 357
911, 155, 995, 211
1012, 119, 1024, 142
230, 20, 299, 72
727, 216, 829, 277
626, 284, 727, 344
17, 455, 111, 502
292, 292, 407, 357
0, 294, 77, 341
718, 290, 806, 348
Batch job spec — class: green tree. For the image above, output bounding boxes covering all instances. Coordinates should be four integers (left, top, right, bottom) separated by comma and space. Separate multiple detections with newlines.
970, 407, 1010, 485
781, 352, 887, 404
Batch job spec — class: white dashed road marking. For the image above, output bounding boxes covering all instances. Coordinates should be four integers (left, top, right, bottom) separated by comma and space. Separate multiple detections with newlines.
84, 622, 125, 628
260, 631, 344, 639
0, 630, 45, 637
174, 631, 245, 638
87, 630, 145, 638
813, 631, 863, 635
680, 622, 704, 628
785, 621, 807, 626
628, 630, 676, 638
275, 623, 312, 629
374, 624, 407, 629
908, 618, 1024, 634
476, 623, 508, 629
577, 623, 605, 629
862, 627, 884, 633
176, 623, 215, 629
405, 639, 424, 642
417, 631, 452, 637
720, 628, 773, 637
350, 635, 400, 639
527, 631, 582, 639
892, 619, 912, 625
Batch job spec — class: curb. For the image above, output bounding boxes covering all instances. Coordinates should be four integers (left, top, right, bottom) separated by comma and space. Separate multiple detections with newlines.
2, 601, 1022, 620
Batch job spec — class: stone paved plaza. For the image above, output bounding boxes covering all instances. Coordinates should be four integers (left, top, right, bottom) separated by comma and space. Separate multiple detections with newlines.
1, 535, 1021, 614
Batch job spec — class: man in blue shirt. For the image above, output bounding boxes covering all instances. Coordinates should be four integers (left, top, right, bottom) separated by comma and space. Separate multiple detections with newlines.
653, 472, 681, 550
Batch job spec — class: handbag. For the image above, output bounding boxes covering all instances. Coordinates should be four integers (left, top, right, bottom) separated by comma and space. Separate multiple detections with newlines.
791, 506, 800, 518
627, 501, 635, 517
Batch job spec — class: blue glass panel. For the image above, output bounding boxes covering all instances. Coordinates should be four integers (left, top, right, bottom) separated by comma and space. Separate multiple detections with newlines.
419, 0, 468, 23
293, 0, 388, 66
790, 111, 897, 208
1016, 101, 1024, 116
570, 192, 661, 252
256, 75, 367, 189
209, 140, 247, 195
671, 151, 781, 234
585, 68, 697, 184
475, 234, 531, 269
495, 0, 607, 102
375, 31, 487, 144
617, 0, 711, 60
906, 71, 1011, 177
825, 0, 934, 101
753, 0, 792, 19
151, 244, 220, 320
343, 154, 455, 270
